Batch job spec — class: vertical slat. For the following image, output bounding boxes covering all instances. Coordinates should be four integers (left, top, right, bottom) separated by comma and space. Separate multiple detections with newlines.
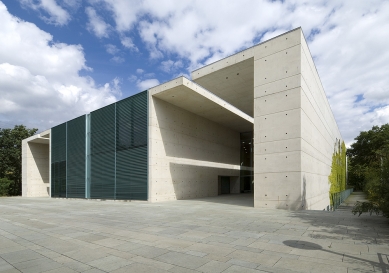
51, 123, 66, 197
116, 91, 148, 200
90, 104, 116, 199
67, 116, 86, 198
51, 90, 148, 200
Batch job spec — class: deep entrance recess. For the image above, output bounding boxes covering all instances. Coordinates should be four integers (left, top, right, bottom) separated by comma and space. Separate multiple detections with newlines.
240, 131, 253, 192
220, 176, 230, 194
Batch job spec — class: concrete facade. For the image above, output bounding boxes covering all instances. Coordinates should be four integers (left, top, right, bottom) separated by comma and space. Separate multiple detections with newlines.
191, 28, 342, 210
148, 77, 252, 202
21, 130, 50, 197
22, 27, 343, 210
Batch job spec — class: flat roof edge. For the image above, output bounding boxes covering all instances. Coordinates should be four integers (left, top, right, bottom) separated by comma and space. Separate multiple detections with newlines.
191, 27, 302, 74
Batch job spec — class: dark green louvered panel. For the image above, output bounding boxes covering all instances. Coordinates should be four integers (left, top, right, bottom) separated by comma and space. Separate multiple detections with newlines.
116, 91, 148, 200
116, 147, 147, 200
116, 91, 148, 150
90, 104, 116, 199
50, 91, 148, 200
66, 116, 86, 198
51, 123, 66, 197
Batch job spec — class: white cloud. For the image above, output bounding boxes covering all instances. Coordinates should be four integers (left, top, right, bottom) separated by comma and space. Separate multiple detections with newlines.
143, 72, 155, 78
121, 36, 138, 51
0, 2, 119, 131
128, 75, 137, 82
111, 56, 124, 63
62, 0, 81, 9
307, 1, 389, 144
136, 68, 144, 74
100, 0, 142, 32
136, 79, 159, 90
105, 44, 119, 55
6, 0, 389, 144
20, 0, 70, 25
92, 0, 389, 144
85, 6, 110, 38
105, 44, 124, 63
160, 60, 183, 73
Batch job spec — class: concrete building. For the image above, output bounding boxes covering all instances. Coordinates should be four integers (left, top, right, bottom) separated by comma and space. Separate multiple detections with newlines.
22, 27, 343, 210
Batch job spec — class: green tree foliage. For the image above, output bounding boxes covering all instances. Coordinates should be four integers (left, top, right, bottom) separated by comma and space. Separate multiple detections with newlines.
0, 177, 13, 196
348, 124, 389, 217
328, 140, 347, 205
0, 125, 38, 196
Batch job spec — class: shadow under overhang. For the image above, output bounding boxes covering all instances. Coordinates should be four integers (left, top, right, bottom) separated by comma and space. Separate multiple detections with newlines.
151, 77, 253, 133
28, 137, 49, 144
192, 58, 254, 117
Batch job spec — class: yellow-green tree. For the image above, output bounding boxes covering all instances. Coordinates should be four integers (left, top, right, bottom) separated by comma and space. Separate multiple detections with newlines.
329, 140, 347, 204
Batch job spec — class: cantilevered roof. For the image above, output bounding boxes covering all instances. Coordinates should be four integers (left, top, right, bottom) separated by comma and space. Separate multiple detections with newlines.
149, 77, 253, 132
190, 28, 303, 118
24, 129, 50, 144
191, 50, 254, 117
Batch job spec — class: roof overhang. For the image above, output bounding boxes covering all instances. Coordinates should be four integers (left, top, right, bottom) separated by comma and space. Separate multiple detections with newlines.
28, 137, 49, 144
149, 77, 253, 132
23, 129, 50, 144
191, 49, 254, 117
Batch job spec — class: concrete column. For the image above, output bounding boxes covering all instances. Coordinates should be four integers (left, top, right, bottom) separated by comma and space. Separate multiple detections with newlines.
253, 28, 304, 209
253, 28, 342, 210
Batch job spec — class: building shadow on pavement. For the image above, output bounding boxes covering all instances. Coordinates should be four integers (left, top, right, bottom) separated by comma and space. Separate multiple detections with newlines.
283, 240, 389, 273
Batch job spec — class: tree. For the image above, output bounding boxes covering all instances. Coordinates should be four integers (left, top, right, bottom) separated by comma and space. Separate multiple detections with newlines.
348, 124, 389, 217
0, 125, 38, 196
329, 140, 347, 205
0, 178, 13, 196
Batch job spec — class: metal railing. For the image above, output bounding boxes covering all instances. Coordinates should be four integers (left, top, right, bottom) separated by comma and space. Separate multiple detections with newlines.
330, 188, 354, 210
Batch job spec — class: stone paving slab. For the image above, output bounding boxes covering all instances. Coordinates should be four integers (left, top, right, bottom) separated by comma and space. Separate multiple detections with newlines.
0, 193, 388, 272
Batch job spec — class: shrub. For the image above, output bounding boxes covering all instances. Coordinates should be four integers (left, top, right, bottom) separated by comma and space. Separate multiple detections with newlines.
0, 177, 12, 196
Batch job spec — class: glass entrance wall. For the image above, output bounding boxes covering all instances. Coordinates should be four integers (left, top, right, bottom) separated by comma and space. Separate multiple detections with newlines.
240, 131, 253, 192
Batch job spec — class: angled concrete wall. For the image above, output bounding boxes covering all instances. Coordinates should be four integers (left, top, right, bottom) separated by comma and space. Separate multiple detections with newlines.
22, 130, 50, 197
148, 80, 242, 202
300, 34, 342, 209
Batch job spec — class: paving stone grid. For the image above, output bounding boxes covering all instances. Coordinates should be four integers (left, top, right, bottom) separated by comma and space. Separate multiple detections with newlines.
0, 193, 388, 273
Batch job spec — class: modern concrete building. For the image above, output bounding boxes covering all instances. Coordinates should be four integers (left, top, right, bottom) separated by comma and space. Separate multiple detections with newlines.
22, 27, 343, 210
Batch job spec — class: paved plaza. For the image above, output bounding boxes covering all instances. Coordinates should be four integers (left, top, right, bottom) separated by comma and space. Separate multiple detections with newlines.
0, 193, 388, 273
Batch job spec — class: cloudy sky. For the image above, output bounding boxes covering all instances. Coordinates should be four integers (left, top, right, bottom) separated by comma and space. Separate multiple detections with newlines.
0, 0, 388, 145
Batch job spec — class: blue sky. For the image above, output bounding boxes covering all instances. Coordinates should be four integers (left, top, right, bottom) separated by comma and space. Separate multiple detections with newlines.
2, 0, 183, 96
0, 0, 389, 145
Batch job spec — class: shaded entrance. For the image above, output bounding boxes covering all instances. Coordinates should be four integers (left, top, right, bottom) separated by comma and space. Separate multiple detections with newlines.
221, 176, 230, 194
240, 131, 253, 193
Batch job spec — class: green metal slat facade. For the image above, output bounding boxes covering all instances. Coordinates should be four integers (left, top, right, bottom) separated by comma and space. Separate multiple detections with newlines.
116, 91, 148, 200
51, 123, 66, 197
50, 90, 148, 200
90, 104, 116, 199
67, 116, 86, 198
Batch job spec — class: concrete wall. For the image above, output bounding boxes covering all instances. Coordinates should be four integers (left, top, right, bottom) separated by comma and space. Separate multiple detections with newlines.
148, 95, 240, 202
300, 34, 342, 210
253, 28, 342, 210
22, 135, 50, 197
